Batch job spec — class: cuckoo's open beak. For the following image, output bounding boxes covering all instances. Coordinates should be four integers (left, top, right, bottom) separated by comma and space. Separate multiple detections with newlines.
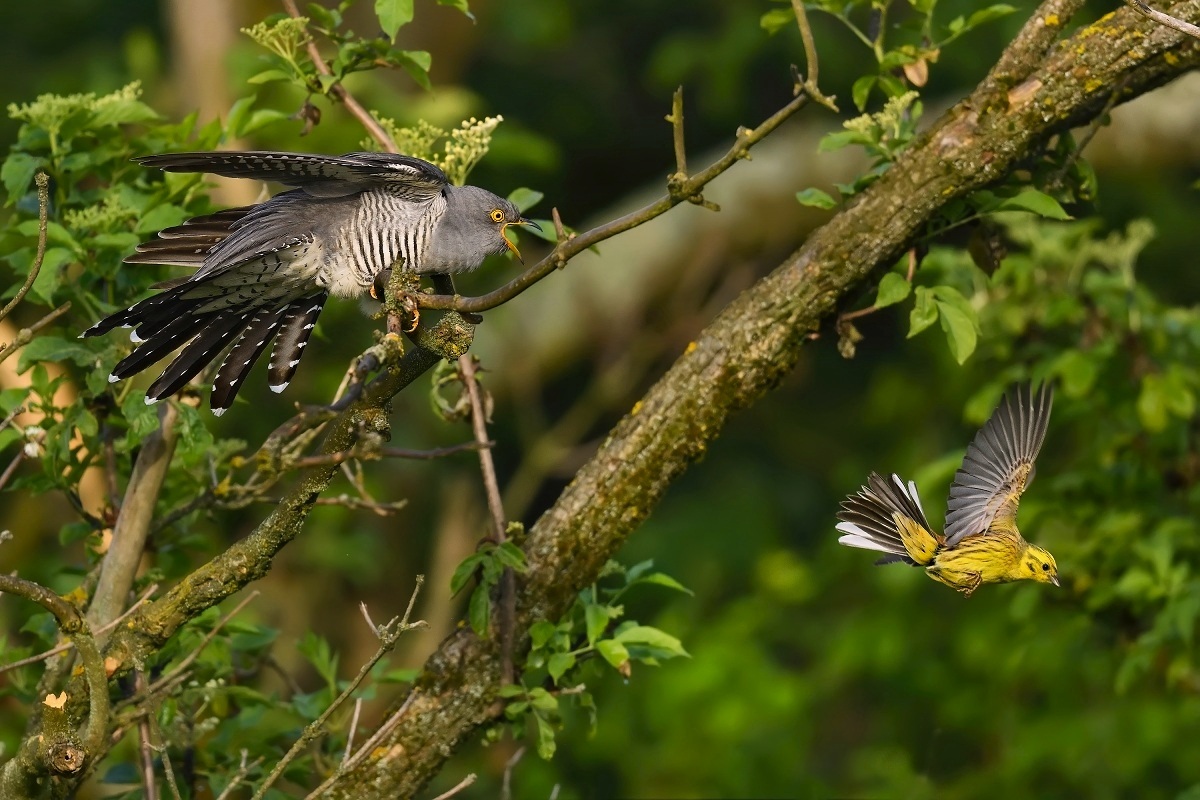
501, 218, 543, 264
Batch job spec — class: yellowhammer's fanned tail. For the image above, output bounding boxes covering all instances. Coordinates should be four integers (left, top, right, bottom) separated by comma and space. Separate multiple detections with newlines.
836, 472, 941, 566
834, 381, 1061, 596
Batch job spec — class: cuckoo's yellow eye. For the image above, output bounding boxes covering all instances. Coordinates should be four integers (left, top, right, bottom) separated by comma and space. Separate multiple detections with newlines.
489, 208, 505, 223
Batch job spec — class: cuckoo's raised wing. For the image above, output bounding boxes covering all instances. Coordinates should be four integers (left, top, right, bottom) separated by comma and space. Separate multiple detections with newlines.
943, 382, 1054, 546
135, 151, 448, 200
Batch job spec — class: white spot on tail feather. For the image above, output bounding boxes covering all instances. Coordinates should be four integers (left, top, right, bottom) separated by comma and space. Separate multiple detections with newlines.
269, 382, 289, 393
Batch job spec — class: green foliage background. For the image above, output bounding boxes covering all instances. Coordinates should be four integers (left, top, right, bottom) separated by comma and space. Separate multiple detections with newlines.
1, 1, 1199, 798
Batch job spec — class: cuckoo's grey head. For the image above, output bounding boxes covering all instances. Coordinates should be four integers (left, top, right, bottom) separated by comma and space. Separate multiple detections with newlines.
424, 185, 540, 273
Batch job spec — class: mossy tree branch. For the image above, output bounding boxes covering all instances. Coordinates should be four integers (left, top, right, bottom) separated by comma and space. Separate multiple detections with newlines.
317, 2, 1200, 796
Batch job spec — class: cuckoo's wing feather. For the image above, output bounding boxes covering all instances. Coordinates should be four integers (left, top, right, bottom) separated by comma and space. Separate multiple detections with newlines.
943, 382, 1053, 546
135, 151, 447, 200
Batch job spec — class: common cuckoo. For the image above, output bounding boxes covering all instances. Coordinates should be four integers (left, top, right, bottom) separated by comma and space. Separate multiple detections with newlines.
83, 150, 539, 415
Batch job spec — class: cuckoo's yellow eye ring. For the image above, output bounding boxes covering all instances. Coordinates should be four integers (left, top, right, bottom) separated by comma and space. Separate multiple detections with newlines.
489, 208, 505, 223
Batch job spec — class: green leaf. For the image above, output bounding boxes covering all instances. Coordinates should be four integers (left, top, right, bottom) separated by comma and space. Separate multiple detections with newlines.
392, 49, 433, 90
759, 7, 794, 34
243, 109, 290, 135
936, 301, 978, 364
908, 286, 938, 337
246, 68, 293, 86
874, 272, 911, 308
997, 189, 1071, 220
1164, 367, 1196, 419
436, 0, 475, 20
497, 683, 525, 698
851, 75, 876, 111
2, 153, 43, 204
468, 584, 490, 636
1053, 350, 1098, 397
795, 188, 837, 210
507, 187, 544, 213
375, 0, 414, 39
16, 336, 97, 374
527, 687, 559, 712
297, 632, 338, 689
596, 639, 630, 669
631, 572, 694, 595
135, 204, 189, 235
450, 552, 483, 595
534, 714, 557, 759
964, 5, 1018, 31
26, 247, 75, 307
585, 603, 610, 646
547, 652, 575, 683
493, 541, 528, 572
1138, 374, 1169, 432
529, 620, 556, 649
614, 625, 690, 658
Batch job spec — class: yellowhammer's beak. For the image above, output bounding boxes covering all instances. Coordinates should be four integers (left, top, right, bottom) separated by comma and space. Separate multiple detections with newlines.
501, 217, 542, 264
1050, 575, 1060, 587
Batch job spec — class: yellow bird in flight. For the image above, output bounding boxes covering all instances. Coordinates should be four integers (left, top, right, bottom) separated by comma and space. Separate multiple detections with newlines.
836, 382, 1059, 596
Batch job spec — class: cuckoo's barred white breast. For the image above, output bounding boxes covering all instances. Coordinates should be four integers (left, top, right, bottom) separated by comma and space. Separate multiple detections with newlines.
82, 151, 539, 415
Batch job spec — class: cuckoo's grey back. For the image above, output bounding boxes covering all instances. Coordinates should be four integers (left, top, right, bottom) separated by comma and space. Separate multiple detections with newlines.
82, 150, 537, 415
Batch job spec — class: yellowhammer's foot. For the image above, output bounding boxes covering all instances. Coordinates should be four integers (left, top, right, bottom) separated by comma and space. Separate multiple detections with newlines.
960, 572, 982, 597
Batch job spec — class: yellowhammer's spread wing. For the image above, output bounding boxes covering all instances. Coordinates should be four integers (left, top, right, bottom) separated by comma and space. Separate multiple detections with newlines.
943, 382, 1054, 546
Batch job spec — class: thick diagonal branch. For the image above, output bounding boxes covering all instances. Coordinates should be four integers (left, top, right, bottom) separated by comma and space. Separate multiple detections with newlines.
323, 3, 1200, 796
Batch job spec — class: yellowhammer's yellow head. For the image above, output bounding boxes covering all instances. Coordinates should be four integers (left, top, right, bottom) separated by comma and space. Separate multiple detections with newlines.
1019, 544, 1059, 586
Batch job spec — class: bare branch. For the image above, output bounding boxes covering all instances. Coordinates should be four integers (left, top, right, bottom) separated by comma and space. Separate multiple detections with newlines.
1127, 0, 1200, 38
0, 302, 73, 365
431, 773, 477, 800
279, 0, 399, 152
790, 0, 838, 110
0, 173, 50, 324
0, 573, 108, 791
253, 576, 426, 800
416, 89, 812, 314
458, 354, 517, 683
87, 402, 179, 639
0, 583, 157, 675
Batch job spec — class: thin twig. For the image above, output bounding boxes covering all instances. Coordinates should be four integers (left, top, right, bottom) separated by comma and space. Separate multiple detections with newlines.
342, 698, 363, 765
459, 355, 516, 684
215, 750, 262, 800
0, 173, 50, 324
417, 90, 811, 314
255, 576, 427, 800
501, 746, 526, 800
0, 451, 24, 494
280, 0, 399, 152
666, 86, 687, 179
136, 672, 159, 800
1126, 0, 1200, 38
0, 302, 73, 365
0, 583, 158, 674
153, 713, 184, 800
431, 773, 478, 800
790, 0, 838, 110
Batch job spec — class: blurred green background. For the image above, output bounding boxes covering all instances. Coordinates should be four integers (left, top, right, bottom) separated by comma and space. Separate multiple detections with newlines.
2, 1, 1200, 798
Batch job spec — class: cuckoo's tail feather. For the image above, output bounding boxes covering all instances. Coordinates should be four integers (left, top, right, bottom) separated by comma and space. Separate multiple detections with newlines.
836, 472, 937, 567
267, 294, 326, 393
210, 310, 285, 415
145, 311, 252, 403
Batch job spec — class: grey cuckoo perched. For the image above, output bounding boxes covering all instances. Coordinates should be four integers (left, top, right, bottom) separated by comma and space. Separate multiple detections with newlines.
82, 150, 539, 415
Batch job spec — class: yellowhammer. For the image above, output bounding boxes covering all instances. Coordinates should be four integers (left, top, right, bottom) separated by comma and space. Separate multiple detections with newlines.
836, 382, 1059, 596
